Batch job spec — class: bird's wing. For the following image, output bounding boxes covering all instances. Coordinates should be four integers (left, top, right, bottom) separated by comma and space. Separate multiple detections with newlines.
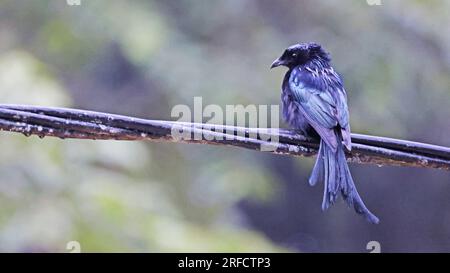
288, 67, 351, 151
334, 86, 352, 150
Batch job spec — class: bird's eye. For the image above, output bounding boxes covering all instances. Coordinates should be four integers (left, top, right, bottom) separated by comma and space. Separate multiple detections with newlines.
292, 53, 298, 57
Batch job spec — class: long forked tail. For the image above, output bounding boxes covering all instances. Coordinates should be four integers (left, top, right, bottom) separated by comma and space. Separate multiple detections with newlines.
309, 139, 379, 224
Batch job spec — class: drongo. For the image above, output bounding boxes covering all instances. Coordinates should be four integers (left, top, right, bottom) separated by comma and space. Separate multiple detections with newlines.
271, 42, 379, 224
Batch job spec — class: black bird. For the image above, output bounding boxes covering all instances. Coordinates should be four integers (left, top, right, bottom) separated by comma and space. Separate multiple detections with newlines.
271, 42, 379, 224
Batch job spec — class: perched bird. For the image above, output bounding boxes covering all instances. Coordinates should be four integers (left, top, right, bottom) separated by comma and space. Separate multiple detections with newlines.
271, 42, 379, 224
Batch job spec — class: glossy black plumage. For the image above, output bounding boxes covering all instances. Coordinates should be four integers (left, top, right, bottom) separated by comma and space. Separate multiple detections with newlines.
271, 42, 379, 224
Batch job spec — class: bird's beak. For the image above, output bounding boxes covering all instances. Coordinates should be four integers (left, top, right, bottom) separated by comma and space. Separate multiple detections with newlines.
270, 58, 284, 69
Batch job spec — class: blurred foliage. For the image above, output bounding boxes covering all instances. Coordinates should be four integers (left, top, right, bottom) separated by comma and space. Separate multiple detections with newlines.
0, 0, 449, 252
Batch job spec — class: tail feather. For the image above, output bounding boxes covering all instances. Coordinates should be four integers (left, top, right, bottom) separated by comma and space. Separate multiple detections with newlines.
310, 139, 379, 224
308, 143, 324, 186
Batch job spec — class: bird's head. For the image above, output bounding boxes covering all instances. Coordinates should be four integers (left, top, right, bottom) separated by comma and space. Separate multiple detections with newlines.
270, 42, 330, 69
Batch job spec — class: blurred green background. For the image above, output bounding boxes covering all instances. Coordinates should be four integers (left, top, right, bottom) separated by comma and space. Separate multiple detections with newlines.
0, 0, 449, 252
